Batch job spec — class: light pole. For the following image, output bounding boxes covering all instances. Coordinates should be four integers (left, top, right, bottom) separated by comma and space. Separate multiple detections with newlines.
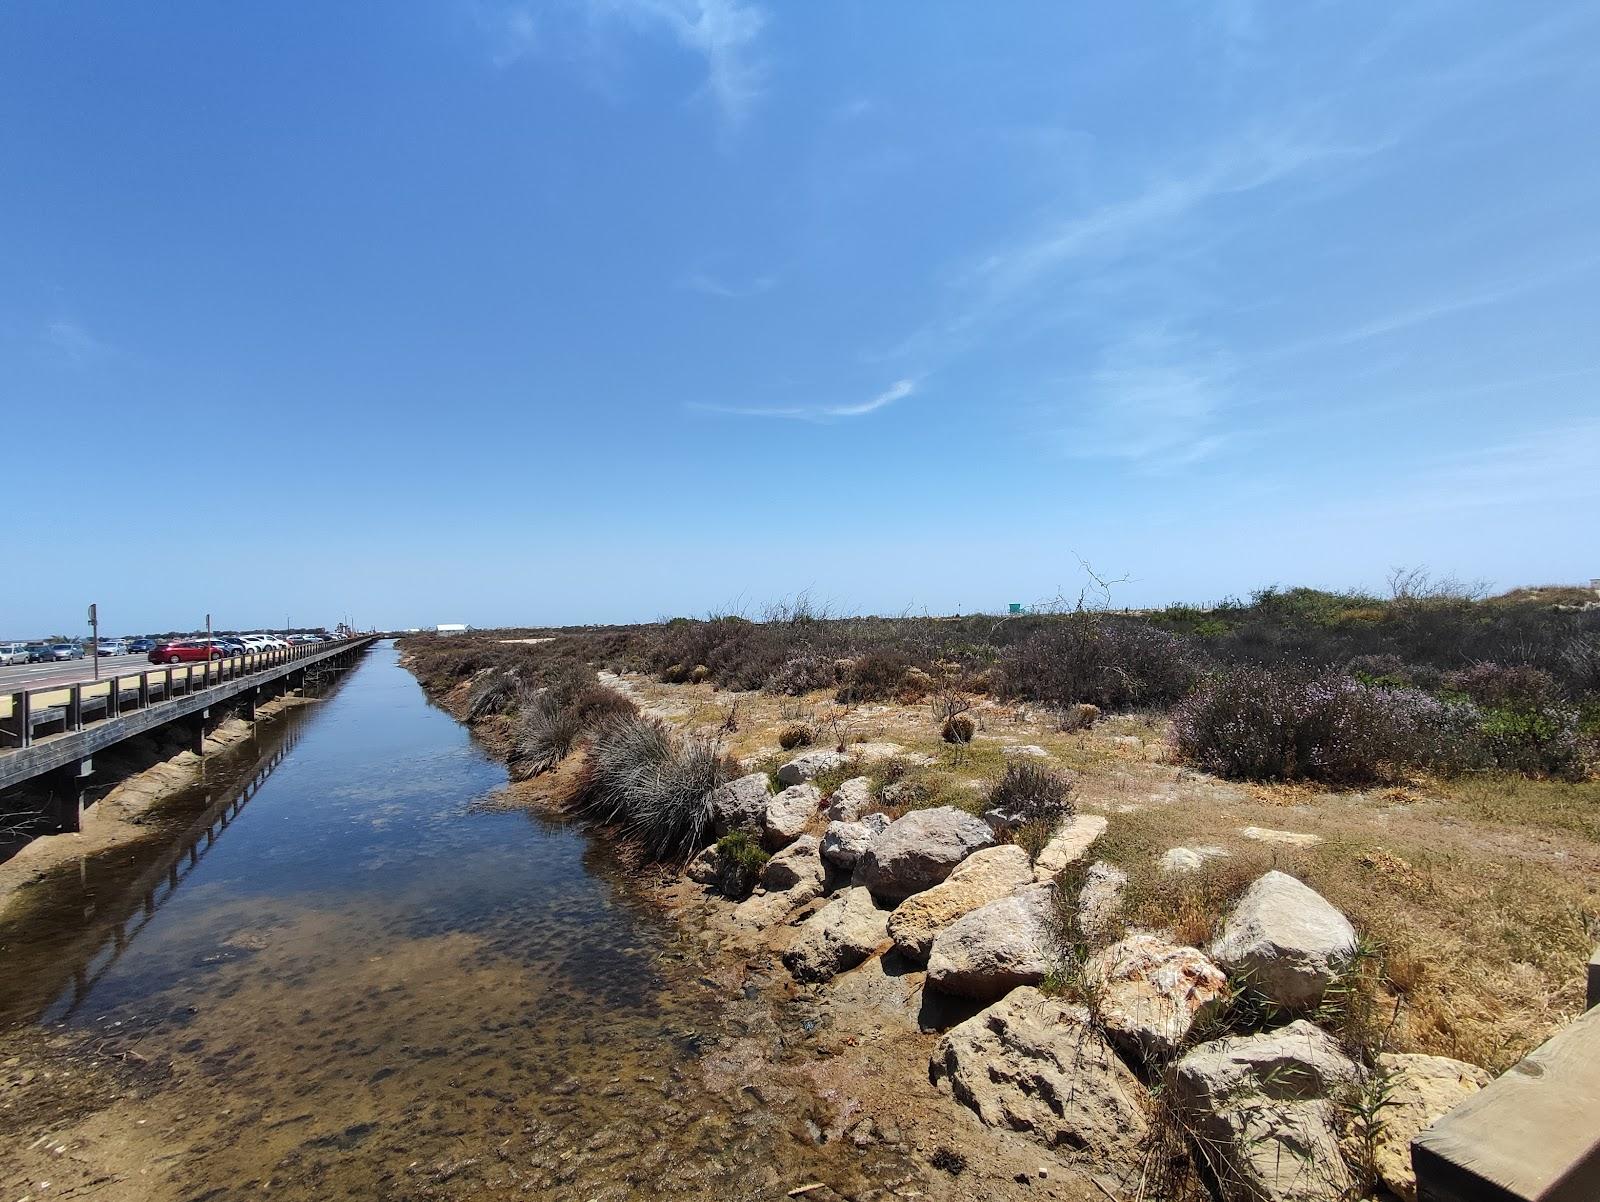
88, 602, 99, 680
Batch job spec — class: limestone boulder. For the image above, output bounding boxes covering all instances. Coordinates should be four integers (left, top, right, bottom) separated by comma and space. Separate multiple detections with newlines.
930, 987, 1148, 1160
759, 835, 823, 893
776, 749, 850, 786
926, 884, 1054, 1001
1210, 871, 1357, 1010
685, 843, 721, 886
1077, 861, 1128, 940
886, 844, 1034, 961
820, 813, 890, 869
781, 886, 889, 983
1160, 846, 1228, 874
1169, 1020, 1361, 1202
762, 783, 823, 851
825, 776, 873, 822
852, 806, 995, 902
1086, 934, 1228, 1060
1370, 1052, 1491, 1202
707, 772, 772, 837
1032, 814, 1107, 882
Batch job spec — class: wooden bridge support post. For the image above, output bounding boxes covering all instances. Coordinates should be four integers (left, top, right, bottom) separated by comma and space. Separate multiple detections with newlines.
47, 757, 93, 833
188, 710, 210, 757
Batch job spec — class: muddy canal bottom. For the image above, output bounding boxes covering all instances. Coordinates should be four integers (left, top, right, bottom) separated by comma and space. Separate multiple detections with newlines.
0, 646, 922, 1201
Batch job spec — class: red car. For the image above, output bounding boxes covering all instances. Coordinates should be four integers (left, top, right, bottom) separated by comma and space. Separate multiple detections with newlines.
149, 639, 224, 665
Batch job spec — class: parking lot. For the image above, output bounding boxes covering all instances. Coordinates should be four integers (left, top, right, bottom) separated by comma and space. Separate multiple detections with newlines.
0, 653, 157, 693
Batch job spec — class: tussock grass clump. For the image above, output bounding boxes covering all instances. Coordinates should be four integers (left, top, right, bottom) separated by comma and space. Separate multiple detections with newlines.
508, 672, 637, 780
778, 723, 814, 750
987, 762, 1074, 860
465, 670, 524, 721
941, 714, 975, 744
578, 714, 733, 859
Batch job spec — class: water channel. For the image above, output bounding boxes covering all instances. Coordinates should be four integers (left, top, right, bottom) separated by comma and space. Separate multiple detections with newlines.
0, 643, 922, 1200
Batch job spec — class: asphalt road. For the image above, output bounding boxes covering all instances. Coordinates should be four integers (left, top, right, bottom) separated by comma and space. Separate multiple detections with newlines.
0, 653, 161, 693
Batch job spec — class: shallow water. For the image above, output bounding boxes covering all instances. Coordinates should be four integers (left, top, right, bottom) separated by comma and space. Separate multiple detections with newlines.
0, 644, 911, 1200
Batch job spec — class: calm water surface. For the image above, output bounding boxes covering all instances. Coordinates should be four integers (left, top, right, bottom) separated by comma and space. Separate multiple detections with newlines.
0, 643, 904, 1200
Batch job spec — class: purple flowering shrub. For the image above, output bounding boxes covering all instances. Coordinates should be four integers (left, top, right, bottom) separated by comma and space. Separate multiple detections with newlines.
1172, 668, 1482, 783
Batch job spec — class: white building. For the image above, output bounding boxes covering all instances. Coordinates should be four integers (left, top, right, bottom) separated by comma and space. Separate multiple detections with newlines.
435, 623, 469, 636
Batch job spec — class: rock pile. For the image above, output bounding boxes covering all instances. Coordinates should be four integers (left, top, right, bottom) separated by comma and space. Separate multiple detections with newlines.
680, 776, 1489, 1198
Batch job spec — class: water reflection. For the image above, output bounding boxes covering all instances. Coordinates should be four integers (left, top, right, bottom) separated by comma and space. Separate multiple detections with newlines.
0, 644, 919, 1200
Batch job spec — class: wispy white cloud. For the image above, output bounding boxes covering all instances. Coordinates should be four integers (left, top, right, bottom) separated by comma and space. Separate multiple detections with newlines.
692, 377, 917, 421
587, 0, 767, 128
1377, 417, 1600, 514
1053, 329, 1235, 470
484, 4, 538, 68
680, 270, 777, 299
45, 320, 109, 364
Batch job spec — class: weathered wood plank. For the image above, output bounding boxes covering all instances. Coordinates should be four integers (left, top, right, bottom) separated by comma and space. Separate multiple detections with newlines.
1413, 1004, 1600, 1202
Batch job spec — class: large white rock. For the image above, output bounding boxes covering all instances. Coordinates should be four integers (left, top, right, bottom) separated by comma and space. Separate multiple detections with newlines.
735, 837, 825, 928
820, 813, 890, 869
1169, 1020, 1361, 1202
852, 806, 996, 902
825, 776, 874, 822
1160, 846, 1228, 874
775, 749, 850, 786
707, 772, 773, 837
1085, 934, 1228, 1060
1210, 871, 1357, 1010
1032, 814, 1108, 882
781, 886, 888, 983
762, 783, 823, 851
886, 844, 1034, 961
926, 884, 1054, 1001
1077, 861, 1128, 940
1370, 1052, 1491, 1202
930, 987, 1148, 1160
760, 835, 823, 893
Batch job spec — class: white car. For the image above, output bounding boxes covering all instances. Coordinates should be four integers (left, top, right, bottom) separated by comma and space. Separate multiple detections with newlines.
0, 642, 29, 666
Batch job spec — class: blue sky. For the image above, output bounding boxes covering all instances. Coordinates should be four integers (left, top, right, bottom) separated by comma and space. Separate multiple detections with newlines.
4, 3, 1598, 634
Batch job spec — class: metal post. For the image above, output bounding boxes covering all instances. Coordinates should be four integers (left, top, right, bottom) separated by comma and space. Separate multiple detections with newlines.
89, 602, 99, 681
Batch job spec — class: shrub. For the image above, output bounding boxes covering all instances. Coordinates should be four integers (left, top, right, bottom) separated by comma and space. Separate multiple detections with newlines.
465, 670, 523, 721
1055, 702, 1100, 732
941, 714, 975, 744
713, 831, 768, 898
987, 762, 1074, 860
1171, 669, 1473, 784
997, 615, 1196, 711
689, 664, 712, 684
767, 655, 838, 696
778, 723, 815, 751
1443, 663, 1563, 711
579, 714, 732, 859
836, 650, 911, 703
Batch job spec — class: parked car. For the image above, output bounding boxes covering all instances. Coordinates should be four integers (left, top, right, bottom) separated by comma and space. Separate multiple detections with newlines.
42, 643, 85, 662
25, 643, 52, 662
212, 637, 248, 656
0, 642, 30, 666
96, 639, 126, 657
126, 639, 155, 654
149, 640, 223, 664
